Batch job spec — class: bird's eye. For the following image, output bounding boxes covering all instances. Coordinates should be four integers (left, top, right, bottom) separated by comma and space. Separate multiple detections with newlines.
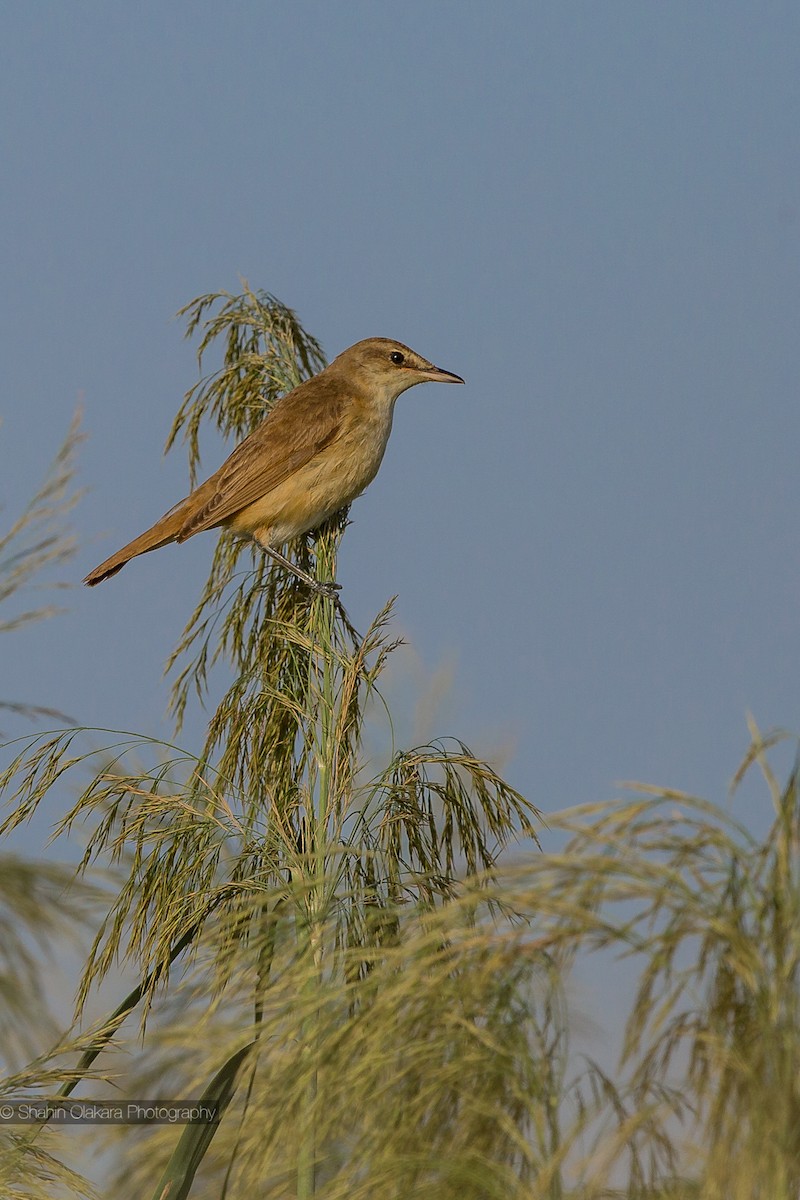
390, 351, 405, 365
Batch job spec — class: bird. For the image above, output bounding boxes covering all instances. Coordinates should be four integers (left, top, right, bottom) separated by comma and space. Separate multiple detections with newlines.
84, 337, 464, 596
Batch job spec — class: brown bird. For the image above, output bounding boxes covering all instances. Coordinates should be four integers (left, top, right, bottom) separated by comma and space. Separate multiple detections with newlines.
84, 338, 464, 595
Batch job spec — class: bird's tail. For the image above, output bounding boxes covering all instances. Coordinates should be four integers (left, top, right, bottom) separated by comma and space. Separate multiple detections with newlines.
83, 507, 188, 586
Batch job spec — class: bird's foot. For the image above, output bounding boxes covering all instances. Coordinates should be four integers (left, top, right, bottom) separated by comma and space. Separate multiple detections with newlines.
313, 579, 342, 599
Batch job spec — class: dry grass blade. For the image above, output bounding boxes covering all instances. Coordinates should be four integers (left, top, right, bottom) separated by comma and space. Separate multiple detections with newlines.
494, 735, 800, 1198
0, 413, 83, 721
0, 858, 102, 1069
0, 1131, 98, 1200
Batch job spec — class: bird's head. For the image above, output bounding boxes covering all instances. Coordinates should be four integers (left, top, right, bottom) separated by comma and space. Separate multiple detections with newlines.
330, 338, 464, 404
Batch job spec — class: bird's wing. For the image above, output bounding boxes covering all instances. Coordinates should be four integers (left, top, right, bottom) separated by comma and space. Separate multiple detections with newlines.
176, 374, 346, 539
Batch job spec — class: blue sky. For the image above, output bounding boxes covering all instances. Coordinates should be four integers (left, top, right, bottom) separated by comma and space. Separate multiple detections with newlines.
2, 2, 800, 860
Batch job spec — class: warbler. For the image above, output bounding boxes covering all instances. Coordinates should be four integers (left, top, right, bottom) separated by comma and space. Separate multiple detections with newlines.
84, 338, 464, 595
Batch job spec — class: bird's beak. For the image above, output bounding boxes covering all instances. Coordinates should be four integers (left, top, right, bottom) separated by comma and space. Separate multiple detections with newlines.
418, 363, 465, 385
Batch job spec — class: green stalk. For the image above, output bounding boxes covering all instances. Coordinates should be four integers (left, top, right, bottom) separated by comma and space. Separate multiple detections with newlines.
296, 530, 339, 1200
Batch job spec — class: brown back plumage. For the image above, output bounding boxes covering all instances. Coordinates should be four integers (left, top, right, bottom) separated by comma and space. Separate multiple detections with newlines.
83, 374, 347, 585
175, 373, 347, 539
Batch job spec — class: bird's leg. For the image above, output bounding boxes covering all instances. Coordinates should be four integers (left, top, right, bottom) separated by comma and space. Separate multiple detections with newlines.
256, 539, 342, 598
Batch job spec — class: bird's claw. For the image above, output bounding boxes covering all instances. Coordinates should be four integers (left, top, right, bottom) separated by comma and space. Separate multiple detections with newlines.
314, 580, 342, 598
